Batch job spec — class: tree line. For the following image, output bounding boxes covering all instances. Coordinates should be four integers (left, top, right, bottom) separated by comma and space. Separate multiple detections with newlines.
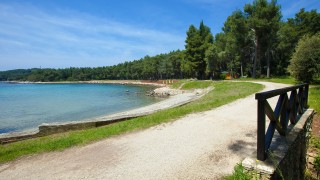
0, 0, 319, 82
187, 1, 319, 79
0, 51, 184, 81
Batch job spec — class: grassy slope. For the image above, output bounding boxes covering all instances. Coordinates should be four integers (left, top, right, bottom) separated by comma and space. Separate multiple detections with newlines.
309, 86, 320, 112
236, 76, 296, 85
0, 81, 263, 164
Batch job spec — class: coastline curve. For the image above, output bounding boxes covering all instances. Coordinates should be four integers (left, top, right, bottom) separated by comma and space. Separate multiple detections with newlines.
0, 82, 213, 144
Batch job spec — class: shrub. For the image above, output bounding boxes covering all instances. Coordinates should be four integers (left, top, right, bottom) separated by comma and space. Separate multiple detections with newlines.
288, 34, 320, 83
314, 155, 320, 176
220, 73, 227, 80
226, 164, 253, 180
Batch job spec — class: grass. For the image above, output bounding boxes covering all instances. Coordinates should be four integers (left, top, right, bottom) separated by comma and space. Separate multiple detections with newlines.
309, 86, 320, 112
237, 76, 320, 86
180, 80, 213, 90
169, 79, 214, 90
170, 79, 188, 89
236, 76, 296, 85
0, 81, 263, 164
225, 164, 254, 180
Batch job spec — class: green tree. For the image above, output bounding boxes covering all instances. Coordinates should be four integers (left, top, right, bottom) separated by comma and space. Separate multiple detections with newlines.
184, 25, 202, 78
244, 0, 281, 78
184, 21, 213, 79
204, 44, 218, 79
276, 9, 320, 76
199, 21, 214, 78
142, 55, 158, 80
288, 34, 320, 83
170, 50, 183, 78
214, 32, 228, 71
293, 9, 320, 36
275, 21, 298, 75
223, 10, 250, 77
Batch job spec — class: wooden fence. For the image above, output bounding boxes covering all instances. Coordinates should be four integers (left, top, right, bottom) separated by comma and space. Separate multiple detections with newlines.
255, 83, 309, 160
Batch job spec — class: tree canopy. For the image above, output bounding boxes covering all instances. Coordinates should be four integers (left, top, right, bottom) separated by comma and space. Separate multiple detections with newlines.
1, 2, 319, 82
288, 34, 320, 82
183, 21, 213, 79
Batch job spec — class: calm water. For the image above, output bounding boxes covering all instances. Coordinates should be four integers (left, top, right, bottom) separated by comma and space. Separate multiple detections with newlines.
0, 82, 160, 134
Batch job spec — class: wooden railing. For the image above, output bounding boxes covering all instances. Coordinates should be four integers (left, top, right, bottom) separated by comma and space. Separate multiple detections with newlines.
255, 83, 309, 160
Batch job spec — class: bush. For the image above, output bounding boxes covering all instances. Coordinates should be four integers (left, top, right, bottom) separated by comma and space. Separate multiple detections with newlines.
314, 155, 320, 176
288, 34, 320, 83
226, 164, 253, 180
220, 73, 227, 80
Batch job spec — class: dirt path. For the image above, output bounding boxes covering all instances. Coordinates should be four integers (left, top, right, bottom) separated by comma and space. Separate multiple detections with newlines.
0, 82, 288, 179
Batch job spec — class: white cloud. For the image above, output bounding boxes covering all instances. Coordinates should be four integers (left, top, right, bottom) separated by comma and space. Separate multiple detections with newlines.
0, 3, 184, 70
279, 0, 320, 19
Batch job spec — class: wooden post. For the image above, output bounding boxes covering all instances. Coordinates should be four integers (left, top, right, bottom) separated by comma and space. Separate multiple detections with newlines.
304, 84, 309, 108
257, 99, 266, 160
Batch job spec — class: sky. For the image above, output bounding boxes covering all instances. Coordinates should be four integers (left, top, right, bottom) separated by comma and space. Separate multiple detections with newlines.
0, 0, 319, 71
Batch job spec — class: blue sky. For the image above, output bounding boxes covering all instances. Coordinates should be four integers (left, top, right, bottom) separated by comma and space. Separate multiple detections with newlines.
0, 0, 319, 71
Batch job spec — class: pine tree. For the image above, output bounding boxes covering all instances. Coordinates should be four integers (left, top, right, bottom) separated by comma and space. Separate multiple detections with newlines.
244, 0, 281, 78
184, 22, 213, 79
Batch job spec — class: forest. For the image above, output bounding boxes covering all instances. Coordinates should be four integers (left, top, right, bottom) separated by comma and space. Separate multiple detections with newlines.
0, 0, 319, 82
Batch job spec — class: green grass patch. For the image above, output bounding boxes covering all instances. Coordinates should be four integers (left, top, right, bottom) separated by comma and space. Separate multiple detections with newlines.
237, 76, 296, 85
310, 137, 320, 150
262, 77, 296, 85
237, 76, 320, 86
225, 164, 253, 180
170, 79, 188, 89
309, 86, 320, 112
170, 79, 213, 89
0, 81, 263, 164
180, 81, 213, 90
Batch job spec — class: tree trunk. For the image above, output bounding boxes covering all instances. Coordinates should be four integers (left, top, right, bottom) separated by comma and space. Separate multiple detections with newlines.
253, 35, 258, 78
241, 60, 243, 77
231, 67, 233, 79
267, 50, 270, 78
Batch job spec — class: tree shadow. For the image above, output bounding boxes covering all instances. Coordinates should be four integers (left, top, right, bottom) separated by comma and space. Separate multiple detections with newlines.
311, 79, 320, 85
228, 140, 256, 157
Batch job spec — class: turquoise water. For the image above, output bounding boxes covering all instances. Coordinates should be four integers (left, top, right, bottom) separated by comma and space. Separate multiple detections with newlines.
0, 82, 160, 134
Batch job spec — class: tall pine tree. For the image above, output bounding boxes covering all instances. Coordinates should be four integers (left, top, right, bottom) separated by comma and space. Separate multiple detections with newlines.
244, 0, 281, 78
184, 21, 213, 79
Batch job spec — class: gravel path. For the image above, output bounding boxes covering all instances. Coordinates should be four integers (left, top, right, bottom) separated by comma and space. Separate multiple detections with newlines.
0, 82, 288, 179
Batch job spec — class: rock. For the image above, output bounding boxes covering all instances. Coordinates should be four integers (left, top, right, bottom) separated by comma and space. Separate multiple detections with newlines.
308, 157, 315, 165
146, 90, 155, 96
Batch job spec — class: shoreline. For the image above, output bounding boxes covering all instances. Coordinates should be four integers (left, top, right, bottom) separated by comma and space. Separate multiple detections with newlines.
0, 81, 212, 144
3, 80, 172, 87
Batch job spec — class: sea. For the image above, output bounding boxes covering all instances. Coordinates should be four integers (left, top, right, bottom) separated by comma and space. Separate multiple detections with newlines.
0, 82, 161, 134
